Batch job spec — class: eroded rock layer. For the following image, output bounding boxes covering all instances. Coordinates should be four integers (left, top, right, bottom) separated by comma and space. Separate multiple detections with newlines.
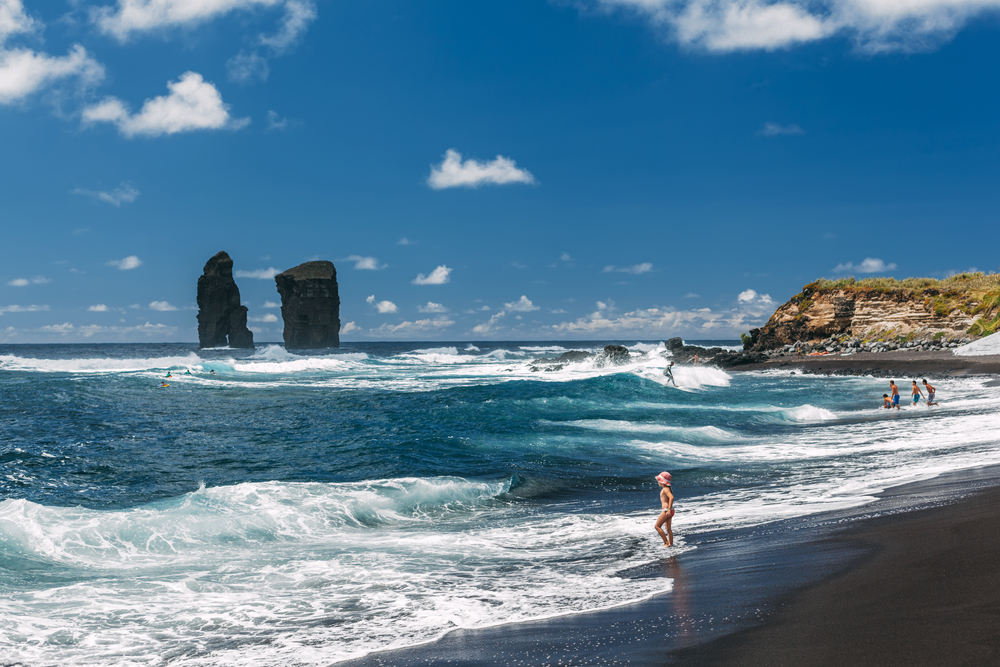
197, 251, 254, 349
275, 261, 340, 349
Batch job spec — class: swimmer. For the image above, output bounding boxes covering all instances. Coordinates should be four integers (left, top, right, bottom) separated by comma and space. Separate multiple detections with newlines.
209, 370, 216, 375
166, 372, 172, 378
663, 361, 677, 387
889, 380, 900, 410
882, 393, 892, 409
922, 379, 939, 406
185, 370, 191, 375
911, 380, 924, 406
654, 472, 675, 547
160, 382, 169, 387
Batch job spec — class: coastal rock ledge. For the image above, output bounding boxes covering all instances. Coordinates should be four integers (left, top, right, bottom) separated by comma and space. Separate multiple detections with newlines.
197, 251, 254, 349
275, 261, 341, 349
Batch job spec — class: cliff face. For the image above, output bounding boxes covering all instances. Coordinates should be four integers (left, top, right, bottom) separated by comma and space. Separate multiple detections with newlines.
275, 261, 340, 349
197, 251, 254, 349
747, 275, 1000, 351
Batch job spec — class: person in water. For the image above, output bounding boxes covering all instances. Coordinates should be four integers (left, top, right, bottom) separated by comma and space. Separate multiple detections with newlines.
185, 370, 191, 375
166, 372, 172, 378
923, 379, 939, 406
911, 380, 924, 406
882, 394, 892, 409
663, 361, 677, 387
654, 472, 675, 547
209, 370, 216, 375
889, 380, 900, 410
160, 381, 169, 387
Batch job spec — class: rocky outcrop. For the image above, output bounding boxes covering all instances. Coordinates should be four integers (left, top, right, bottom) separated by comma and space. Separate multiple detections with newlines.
746, 278, 998, 352
197, 251, 254, 349
602, 345, 631, 365
275, 261, 340, 349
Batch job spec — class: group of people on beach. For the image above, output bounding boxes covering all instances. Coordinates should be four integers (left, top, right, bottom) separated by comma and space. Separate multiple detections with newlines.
883, 379, 939, 410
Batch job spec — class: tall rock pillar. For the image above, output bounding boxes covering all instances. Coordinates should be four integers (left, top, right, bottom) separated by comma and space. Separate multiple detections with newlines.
274, 261, 340, 349
196, 251, 255, 349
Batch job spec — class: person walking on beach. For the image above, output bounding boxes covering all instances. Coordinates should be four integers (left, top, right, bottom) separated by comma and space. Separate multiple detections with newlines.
911, 380, 924, 406
923, 379, 939, 406
654, 472, 675, 547
889, 380, 900, 410
663, 361, 677, 387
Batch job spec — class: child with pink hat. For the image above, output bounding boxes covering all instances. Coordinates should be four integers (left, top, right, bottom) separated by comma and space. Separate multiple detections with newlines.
654, 472, 674, 547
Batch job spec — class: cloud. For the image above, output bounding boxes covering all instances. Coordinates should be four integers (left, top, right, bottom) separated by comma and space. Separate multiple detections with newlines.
684, 293, 701, 298
418, 301, 449, 313
737, 288, 772, 304
602, 263, 653, 274
263, 300, 280, 308
88, 304, 109, 312
250, 312, 279, 322
0, 0, 37, 43
427, 149, 536, 189
560, 252, 572, 262
340, 321, 358, 334
372, 318, 455, 336
149, 300, 177, 311
0, 44, 105, 106
366, 295, 398, 313
345, 255, 385, 270
6, 278, 27, 286
397, 237, 413, 245
266, 109, 287, 130
107, 256, 142, 270
471, 310, 508, 335
41, 322, 74, 333
412, 265, 452, 285
0, 304, 48, 314
504, 295, 539, 312
259, 0, 316, 52
758, 122, 805, 136
227, 50, 270, 82
832, 257, 898, 274
82, 72, 250, 138
72, 183, 140, 206
596, 0, 1000, 53
92, 0, 284, 40
235, 267, 281, 279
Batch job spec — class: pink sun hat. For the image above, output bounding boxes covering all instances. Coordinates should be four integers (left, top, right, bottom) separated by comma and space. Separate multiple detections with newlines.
655, 472, 671, 485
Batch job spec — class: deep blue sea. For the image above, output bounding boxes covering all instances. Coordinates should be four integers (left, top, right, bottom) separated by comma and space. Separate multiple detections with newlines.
2, 341, 999, 665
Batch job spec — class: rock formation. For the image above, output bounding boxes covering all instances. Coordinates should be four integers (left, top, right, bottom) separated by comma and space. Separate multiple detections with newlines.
602, 344, 631, 365
275, 261, 340, 349
745, 275, 1000, 352
197, 251, 254, 349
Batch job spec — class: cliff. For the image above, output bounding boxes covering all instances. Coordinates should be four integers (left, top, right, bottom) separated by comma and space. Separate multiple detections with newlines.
746, 273, 1000, 351
275, 261, 340, 349
196, 251, 254, 349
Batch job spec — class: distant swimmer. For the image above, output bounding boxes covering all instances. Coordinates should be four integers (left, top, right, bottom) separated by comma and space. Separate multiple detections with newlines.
663, 361, 677, 387
882, 394, 892, 409
185, 370, 192, 375
654, 472, 675, 547
209, 370, 216, 375
160, 382, 169, 387
889, 380, 900, 410
922, 379, 939, 406
166, 372, 172, 378
911, 380, 924, 406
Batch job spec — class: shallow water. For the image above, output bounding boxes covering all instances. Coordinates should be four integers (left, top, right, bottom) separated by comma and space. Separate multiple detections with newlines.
2, 341, 998, 665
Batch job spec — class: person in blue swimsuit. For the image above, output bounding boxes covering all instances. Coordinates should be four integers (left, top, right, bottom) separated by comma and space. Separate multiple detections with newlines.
889, 380, 900, 410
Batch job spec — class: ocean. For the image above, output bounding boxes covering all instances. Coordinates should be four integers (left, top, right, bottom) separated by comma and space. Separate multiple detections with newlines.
2, 340, 999, 666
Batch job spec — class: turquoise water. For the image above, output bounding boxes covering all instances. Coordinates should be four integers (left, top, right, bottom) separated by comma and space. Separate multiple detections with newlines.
2, 341, 999, 665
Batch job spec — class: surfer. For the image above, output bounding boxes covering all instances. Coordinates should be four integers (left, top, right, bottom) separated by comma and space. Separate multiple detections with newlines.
166, 372, 172, 378
911, 380, 924, 406
209, 370, 216, 375
654, 472, 675, 547
663, 361, 677, 387
160, 382, 169, 387
889, 380, 900, 410
185, 370, 191, 375
922, 379, 939, 406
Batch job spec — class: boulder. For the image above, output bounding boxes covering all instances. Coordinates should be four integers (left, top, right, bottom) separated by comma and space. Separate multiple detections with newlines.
196, 251, 254, 349
275, 261, 340, 349
602, 345, 631, 365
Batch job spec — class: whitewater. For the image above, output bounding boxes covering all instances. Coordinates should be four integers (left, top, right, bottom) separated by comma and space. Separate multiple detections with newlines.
1, 340, 999, 666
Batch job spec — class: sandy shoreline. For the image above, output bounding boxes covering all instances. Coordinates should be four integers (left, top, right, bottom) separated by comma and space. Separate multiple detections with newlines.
726, 349, 1000, 377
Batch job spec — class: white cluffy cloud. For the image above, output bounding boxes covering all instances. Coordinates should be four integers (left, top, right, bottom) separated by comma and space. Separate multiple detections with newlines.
428, 149, 536, 189
92, 0, 283, 39
7, 275, 48, 286
412, 265, 452, 285
88, 304, 109, 312
603, 263, 653, 275
0, 42, 104, 106
72, 183, 140, 206
366, 295, 398, 313
0, 304, 48, 314
235, 267, 282, 279
250, 312, 279, 322
504, 295, 539, 312
107, 255, 142, 270
149, 300, 178, 311
418, 302, 449, 313
597, 0, 1000, 53
832, 257, 897, 274
82, 72, 249, 138
738, 289, 773, 304
758, 122, 805, 136
345, 255, 386, 270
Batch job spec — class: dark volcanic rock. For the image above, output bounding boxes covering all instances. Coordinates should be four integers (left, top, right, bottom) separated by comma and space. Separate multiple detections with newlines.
197, 251, 254, 349
602, 345, 631, 365
275, 261, 340, 349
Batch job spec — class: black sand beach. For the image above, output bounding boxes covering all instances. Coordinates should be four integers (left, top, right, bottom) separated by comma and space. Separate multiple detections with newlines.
730, 349, 1000, 377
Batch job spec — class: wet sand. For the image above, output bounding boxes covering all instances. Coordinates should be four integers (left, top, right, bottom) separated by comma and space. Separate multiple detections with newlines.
730, 350, 1000, 377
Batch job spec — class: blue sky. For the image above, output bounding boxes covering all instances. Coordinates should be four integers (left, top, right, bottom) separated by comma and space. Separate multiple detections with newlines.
1, 0, 998, 343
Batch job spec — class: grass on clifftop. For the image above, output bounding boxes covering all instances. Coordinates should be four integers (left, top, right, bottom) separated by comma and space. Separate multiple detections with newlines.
796, 272, 1000, 337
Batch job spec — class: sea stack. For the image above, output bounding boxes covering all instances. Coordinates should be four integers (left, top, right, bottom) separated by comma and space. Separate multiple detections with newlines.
196, 251, 254, 349
274, 261, 340, 349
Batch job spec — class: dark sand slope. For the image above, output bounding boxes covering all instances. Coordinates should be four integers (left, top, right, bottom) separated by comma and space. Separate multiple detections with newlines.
731, 350, 1000, 377
674, 486, 1000, 667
